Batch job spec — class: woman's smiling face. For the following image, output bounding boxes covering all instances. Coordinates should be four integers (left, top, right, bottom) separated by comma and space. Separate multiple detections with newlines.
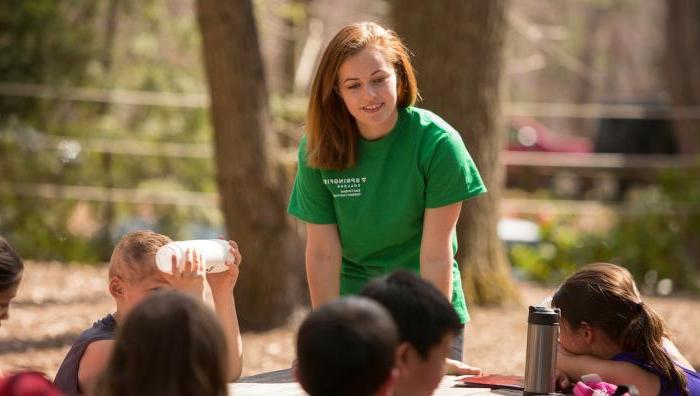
336, 46, 399, 140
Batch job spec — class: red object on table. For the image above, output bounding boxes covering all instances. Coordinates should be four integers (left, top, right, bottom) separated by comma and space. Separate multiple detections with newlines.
456, 374, 525, 391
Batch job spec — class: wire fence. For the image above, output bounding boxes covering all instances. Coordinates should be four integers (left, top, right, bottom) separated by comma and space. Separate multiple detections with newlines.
1, 81, 699, 216
4, 81, 700, 119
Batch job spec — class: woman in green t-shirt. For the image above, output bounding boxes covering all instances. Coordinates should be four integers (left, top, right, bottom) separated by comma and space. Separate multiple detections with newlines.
288, 22, 486, 373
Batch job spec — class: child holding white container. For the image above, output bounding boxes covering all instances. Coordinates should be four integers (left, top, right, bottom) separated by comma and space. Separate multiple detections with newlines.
54, 230, 243, 395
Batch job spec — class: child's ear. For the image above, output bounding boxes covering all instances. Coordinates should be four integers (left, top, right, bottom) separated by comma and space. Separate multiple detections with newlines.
108, 276, 125, 299
394, 342, 412, 368
579, 321, 594, 344
376, 367, 399, 396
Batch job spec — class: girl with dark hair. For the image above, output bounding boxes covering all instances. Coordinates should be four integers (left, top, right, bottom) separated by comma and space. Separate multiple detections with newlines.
94, 291, 229, 396
0, 236, 23, 328
552, 263, 700, 396
288, 21, 485, 371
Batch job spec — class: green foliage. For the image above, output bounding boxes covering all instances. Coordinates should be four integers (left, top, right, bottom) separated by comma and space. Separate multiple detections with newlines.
0, 1, 101, 122
508, 218, 608, 284
0, 196, 103, 263
0, 0, 221, 263
508, 167, 700, 293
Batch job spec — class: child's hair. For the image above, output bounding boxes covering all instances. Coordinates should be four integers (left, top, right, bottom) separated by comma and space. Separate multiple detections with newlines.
108, 230, 171, 283
306, 21, 418, 171
552, 263, 687, 395
360, 270, 462, 360
296, 296, 398, 396
0, 236, 23, 292
95, 290, 228, 396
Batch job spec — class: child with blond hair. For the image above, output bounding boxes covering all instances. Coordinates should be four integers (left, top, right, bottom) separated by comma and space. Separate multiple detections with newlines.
54, 230, 242, 395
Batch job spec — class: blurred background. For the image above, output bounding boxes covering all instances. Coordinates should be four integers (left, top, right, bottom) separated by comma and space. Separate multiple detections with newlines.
1, 0, 699, 372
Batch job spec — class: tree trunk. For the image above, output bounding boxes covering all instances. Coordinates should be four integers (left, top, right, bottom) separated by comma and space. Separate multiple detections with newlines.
665, 0, 700, 154
196, 0, 305, 330
392, 1, 520, 305
258, 0, 296, 95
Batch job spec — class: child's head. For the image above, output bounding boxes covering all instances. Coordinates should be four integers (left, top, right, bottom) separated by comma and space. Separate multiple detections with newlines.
96, 290, 228, 396
295, 296, 399, 396
108, 230, 171, 317
0, 236, 23, 327
307, 21, 418, 170
360, 270, 462, 396
553, 263, 687, 393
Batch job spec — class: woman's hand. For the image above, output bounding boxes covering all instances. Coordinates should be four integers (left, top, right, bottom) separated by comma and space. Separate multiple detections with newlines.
446, 358, 482, 376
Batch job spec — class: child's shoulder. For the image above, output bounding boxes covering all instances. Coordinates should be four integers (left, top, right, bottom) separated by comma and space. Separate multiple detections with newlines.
76, 313, 117, 344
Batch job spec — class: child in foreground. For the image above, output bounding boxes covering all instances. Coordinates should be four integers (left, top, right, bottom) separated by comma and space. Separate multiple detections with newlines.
295, 296, 399, 396
553, 262, 700, 396
54, 230, 243, 395
360, 270, 466, 396
94, 290, 229, 396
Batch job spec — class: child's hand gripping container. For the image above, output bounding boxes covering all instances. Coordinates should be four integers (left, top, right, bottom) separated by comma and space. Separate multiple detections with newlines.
156, 240, 232, 274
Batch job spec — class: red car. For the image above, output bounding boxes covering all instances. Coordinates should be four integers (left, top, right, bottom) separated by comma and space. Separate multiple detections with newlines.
507, 116, 593, 153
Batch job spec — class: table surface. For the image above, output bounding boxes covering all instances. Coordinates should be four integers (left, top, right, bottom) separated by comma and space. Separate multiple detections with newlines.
229, 369, 523, 396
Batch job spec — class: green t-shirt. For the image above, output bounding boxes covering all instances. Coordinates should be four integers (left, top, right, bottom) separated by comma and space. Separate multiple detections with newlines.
288, 106, 487, 323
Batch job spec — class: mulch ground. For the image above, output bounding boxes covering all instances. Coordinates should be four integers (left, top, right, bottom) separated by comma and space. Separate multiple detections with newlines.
1, 261, 698, 379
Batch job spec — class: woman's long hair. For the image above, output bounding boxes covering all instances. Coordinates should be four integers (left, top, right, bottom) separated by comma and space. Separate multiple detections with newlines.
552, 263, 688, 396
306, 21, 418, 170
95, 291, 229, 396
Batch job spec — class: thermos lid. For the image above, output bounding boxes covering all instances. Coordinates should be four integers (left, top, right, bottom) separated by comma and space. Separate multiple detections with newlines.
528, 305, 560, 326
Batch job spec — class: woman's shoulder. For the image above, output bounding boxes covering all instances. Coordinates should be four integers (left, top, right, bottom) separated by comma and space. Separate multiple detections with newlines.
404, 106, 461, 140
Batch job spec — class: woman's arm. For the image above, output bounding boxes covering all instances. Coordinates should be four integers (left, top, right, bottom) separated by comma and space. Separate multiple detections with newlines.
306, 223, 342, 309
420, 202, 462, 300
557, 350, 661, 396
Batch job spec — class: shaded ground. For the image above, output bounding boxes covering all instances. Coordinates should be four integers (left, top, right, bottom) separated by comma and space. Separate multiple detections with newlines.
1, 261, 698, 379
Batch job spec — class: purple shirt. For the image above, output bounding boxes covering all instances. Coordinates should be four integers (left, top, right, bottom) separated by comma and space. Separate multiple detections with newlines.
612, 352, 700, 396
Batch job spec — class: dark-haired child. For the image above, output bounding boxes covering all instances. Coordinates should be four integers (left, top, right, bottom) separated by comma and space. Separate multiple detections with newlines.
360, 270, 466, 396
0, 236, 23, 330
295, 296, 399, 396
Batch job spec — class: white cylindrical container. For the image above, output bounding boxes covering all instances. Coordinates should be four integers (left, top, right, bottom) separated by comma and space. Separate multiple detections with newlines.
156, 240, 232, 274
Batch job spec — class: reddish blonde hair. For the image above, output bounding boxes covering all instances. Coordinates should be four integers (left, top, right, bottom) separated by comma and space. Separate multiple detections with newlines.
109, 230, 171, 283
306, 22, 418, 170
